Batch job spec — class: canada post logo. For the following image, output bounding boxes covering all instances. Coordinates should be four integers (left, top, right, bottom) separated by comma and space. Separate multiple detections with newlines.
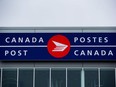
0, 33, 116, 61
47, 35, 70, 58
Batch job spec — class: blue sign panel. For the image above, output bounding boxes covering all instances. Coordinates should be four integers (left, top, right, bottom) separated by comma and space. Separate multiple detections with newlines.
0, 33, 116, 61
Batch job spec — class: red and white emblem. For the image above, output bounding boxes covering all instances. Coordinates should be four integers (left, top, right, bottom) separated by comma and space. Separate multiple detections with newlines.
47, 35, 70, 58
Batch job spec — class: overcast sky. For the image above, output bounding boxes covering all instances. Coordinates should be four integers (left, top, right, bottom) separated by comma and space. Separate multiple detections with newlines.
0, 0, 116, 27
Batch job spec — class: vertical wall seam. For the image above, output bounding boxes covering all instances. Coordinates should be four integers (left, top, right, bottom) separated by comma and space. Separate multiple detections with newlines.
50, 68, 51, 87
1, 68, 2, 87
98, 68, 100, 87
81, 68, 85, 87
33, 68, 35, 87
115, 68, 116, 87
17, 68, 19, 87
66, 68, 67, 87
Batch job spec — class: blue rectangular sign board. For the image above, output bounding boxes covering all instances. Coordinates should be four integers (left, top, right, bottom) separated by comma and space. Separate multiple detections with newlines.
0, 33, 116, 61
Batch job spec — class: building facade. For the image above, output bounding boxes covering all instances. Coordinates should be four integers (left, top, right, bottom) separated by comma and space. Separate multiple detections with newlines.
0, 27, 116, 87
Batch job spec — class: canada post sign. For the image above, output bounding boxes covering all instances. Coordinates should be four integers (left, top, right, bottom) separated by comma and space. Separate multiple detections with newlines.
0, 33, 116, 61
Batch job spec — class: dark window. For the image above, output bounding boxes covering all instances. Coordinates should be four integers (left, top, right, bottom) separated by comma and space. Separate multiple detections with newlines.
51, 68, 66, 87
19, 68, 33, 87
2, 68, 17, 87
35, 68, 49, 87
100, 69, 115, 87
85, 69, 98, 87
67, 69, 81, 87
